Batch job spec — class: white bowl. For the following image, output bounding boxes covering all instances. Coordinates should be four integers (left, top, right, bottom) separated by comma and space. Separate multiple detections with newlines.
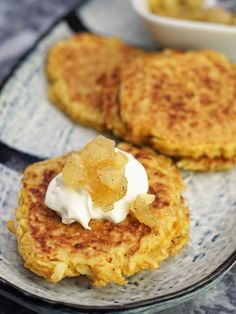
131, 0, 236, 60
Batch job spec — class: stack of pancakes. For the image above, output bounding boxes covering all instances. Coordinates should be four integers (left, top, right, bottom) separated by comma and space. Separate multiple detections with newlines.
47, 33, 236, 171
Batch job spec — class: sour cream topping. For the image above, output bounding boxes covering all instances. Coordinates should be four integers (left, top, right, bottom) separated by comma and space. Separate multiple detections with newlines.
45, 149, 148, 229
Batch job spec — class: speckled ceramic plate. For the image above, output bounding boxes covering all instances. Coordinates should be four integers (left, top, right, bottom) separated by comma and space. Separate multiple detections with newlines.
0, 0, 157, 159
0, 1, 235, 313
0, 161, 235, 313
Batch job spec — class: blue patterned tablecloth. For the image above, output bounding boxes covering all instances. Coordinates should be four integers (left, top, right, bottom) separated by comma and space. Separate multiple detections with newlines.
0, 1, 235, 313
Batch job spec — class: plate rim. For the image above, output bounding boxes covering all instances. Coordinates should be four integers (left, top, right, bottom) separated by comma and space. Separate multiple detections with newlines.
0, 0, 235, 311
0, 251, 235, 311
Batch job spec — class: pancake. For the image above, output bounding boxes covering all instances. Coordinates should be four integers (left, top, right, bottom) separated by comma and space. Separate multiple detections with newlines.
101, 70, 135, 140
102, 50, 182, 140
46, 33, 143, 131
119, 50, 236, 171
15, 144, 189, 286
176, 155, 236, 171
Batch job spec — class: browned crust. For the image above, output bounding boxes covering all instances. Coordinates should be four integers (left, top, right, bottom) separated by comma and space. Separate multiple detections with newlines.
119, 51, 236, 161
177, 155, 236, 171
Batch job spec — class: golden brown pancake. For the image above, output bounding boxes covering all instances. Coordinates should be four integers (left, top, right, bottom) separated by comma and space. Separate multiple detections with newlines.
102, 50, 182, 140
119, 50, 236, 171
176, 155, 236, 171
47, 33, 143, 131
15, 144, 189, 286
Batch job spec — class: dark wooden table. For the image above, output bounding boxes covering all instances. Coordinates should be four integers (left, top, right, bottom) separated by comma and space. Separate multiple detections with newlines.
0, 295, 33, 314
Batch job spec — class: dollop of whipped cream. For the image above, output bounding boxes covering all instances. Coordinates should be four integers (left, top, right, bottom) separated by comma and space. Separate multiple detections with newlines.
45, 149, 148, 229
